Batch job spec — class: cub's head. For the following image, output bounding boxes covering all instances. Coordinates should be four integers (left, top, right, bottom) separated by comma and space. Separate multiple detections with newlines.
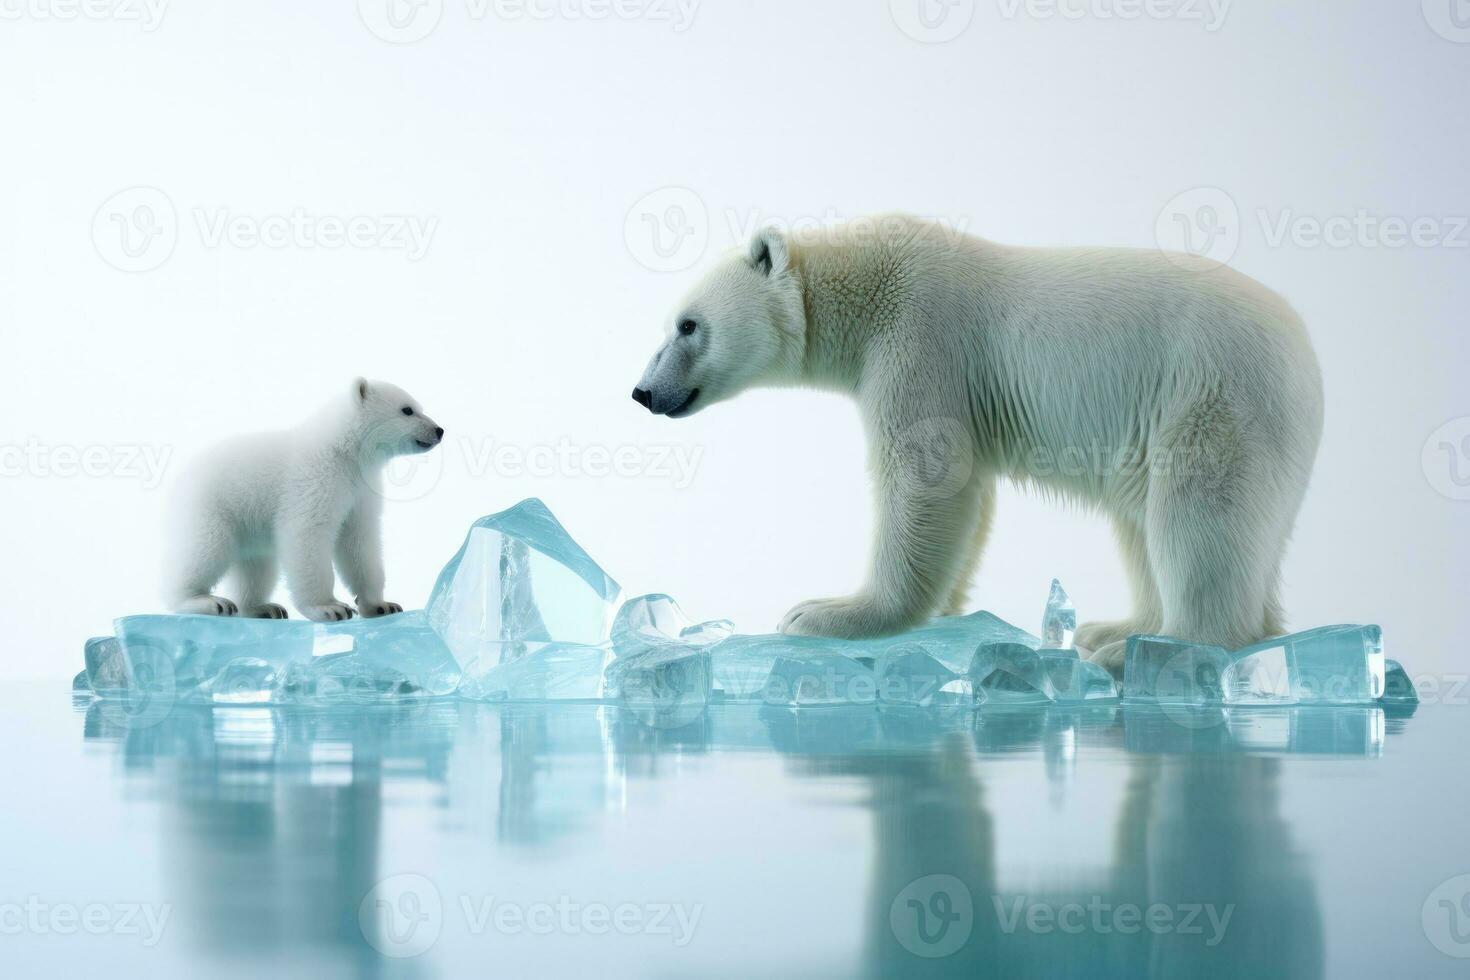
352, 378, 444, 457
632, 228, 805, 418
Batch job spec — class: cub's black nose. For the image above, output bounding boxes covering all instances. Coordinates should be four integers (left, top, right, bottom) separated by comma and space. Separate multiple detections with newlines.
631, 387, 653, 410
434, 427, 444, 439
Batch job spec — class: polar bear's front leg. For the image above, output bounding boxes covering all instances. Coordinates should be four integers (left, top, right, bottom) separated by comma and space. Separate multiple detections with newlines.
335, 502, 401, 618
781, 422, 985, 640
281, 514, 356, 622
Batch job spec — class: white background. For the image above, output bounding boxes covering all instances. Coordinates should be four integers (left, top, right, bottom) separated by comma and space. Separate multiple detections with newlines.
1, 0, 1466, 682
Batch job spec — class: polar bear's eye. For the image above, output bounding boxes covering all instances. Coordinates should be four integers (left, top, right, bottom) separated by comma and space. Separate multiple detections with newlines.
678, 319, 697, 336
401, 407, 414, 416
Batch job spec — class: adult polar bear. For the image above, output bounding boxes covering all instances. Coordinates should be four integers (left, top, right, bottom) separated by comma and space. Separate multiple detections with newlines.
632, 215, 1323, 670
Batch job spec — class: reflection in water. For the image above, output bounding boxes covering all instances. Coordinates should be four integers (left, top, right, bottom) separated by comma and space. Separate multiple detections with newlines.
76, 697, 1414, 978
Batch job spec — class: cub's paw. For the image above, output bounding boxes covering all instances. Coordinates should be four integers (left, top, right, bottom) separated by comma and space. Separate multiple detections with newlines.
300, 602, 356, 622
178, 595, 238, 617
1076, 619, 1153, 653
1087, 640, 1129, 676
243, 603, 289, 620
779, 595, 907, 640
359, 601, 404, 619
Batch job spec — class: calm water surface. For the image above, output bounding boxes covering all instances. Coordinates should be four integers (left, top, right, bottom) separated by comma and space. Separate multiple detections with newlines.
1, 680, 1464, 978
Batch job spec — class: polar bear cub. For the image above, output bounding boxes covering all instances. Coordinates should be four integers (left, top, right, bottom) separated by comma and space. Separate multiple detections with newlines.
632, 215, 1324, 670
165, 379, 443, 622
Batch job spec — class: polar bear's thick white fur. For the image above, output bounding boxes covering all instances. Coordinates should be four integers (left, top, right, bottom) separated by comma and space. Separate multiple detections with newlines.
633, 215, 1323, 670
165, 379, 444, 622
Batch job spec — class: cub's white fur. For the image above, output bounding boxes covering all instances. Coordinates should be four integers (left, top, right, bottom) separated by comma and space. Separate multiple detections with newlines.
165, 379, 443, 622
634, 215, 1323, 669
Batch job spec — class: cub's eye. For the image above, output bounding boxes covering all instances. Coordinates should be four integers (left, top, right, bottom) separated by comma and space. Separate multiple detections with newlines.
678, 319, 697, 336
401, 407, 414, 416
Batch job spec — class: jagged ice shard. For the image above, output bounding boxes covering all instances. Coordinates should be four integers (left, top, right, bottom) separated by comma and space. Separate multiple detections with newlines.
75, 499, 1401, 716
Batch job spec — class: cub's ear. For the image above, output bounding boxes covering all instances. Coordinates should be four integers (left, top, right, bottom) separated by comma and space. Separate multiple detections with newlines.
354, 377, 370, 403
748, 227, 789, 278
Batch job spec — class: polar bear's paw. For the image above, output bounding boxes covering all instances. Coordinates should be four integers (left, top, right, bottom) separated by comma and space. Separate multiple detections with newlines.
1076, 619, 1153, 652
1086, 640, 1129, 675
358, 601, 404, 619
243, 603, 289, 620
779, 595, 907, 640
178, 594, 238, 617
300, 602, 357, 622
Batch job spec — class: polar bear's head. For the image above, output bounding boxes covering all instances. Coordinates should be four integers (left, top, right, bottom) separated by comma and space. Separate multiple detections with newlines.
351, 378, 444, 458
632, 228, 805, 418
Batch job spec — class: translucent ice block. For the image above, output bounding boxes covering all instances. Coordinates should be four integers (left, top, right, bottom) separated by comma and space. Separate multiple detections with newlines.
1042, 579, 1077, 649
971, 643, 1056, 704
426, 499, 622, 672
1380, 659, 1419, 704
1276, 625, 1385, 703
105, 611, 460, 706
1044, 653, 1120, 702
604, 595, 728, 724
458, 642, 611, 701
1122, 636, 1231, 703
874, 648, 965, 706
762, 651, 877, 706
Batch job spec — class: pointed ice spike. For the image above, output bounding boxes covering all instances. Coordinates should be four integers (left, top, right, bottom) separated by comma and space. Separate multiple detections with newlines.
427, 498, 622, 672
1042, 579, 1077, 650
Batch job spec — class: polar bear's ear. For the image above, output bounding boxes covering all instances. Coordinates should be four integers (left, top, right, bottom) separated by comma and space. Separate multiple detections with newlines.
748, 227, 789, 278
354, 377, 370, 403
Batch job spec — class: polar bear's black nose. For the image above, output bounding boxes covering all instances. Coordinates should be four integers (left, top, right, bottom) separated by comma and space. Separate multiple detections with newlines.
631, 387, 653, 410
434, 427, 444, 440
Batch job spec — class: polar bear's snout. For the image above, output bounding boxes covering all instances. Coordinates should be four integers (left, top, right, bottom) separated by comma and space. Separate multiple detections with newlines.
632, 341, 700, 417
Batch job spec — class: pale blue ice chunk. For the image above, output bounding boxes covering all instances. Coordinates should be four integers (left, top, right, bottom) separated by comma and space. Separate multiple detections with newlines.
1275, 624, 1385, 703
458, 642, 611, 701
763, 651, 877, 706
1380, 659, 1418, 703
71, 669, 90, 693
1123, 635, 1231, 703
1220, 642, 1296, 705
426, 498, 622, 672
971, 643, 1056, 704
874, 648, 966, 706
605, 595, 726, 723
1042, 579, 1077, 649
84, 635, 126, 695
1044, 653, 1120, 702
106, 610, 459, 705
